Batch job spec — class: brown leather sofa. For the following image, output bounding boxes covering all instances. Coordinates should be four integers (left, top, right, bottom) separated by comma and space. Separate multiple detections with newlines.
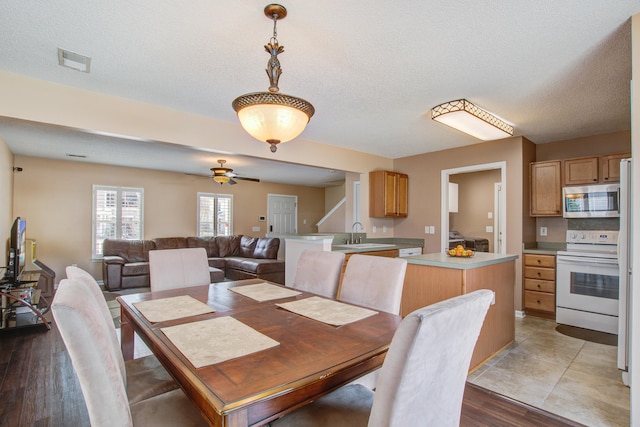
102, 235, 283, 290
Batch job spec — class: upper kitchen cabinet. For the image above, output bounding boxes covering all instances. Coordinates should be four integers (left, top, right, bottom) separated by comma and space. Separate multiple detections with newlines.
369, 170, 408, 218
563, 157, 599, 185
530, 160, 562, 217
600, 153, 630, 183
563, 153, 630, 185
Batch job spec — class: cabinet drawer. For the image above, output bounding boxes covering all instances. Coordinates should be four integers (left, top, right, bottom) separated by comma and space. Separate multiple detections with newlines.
524, 291, 556, 313
524, 254, 555, 268
524, 266, 556, 281
524, 279, 555, 293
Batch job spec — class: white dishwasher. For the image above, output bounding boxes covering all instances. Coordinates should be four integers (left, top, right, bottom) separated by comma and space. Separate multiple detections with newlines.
398, 247, 422, 257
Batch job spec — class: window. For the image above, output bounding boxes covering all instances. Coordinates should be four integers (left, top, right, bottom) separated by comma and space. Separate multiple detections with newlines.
197, 193, 233, 237
92, 186, 144, 258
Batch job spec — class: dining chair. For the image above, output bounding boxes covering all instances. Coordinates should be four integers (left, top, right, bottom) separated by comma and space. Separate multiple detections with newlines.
52, 278, 207, 427
271, 289, 494, 427
149, 247, 211, 292
338, 254, 407, 315
64, 266, 178, 405
291, 249, 346, 298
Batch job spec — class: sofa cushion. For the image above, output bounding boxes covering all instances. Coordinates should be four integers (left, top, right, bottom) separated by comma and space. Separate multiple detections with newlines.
122, 262, 151, 276
103, 239, 156, 263
254, 238, 280, 259
239, 236, 258, 257
153, 237, 188, 250
216, 235, 242, 257
225, 257, 285, 275
187, 237, 219, 257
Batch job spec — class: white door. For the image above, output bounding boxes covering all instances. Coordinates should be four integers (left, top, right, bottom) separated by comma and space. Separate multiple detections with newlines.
268, 194, 297, 234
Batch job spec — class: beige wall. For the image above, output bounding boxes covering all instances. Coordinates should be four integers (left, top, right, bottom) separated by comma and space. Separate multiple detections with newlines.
12, 156, 324, 283
536, 130, 630, 161
450, 169, 501, 252
394, 136, 530, 311
534, 131, 631, 243
0, 137, 13, 258
324, 183, 345, 212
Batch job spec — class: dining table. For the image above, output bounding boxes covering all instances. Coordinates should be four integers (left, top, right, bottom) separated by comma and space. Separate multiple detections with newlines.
117, 278, 402, 427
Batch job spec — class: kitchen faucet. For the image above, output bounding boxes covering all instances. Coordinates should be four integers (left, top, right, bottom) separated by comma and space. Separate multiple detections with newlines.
350, 222, 363, 244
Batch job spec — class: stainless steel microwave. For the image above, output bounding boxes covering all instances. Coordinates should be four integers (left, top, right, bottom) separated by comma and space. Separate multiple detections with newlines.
563, 184, 620, 218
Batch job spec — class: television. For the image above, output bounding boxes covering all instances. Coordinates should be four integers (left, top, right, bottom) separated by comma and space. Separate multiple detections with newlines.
4, 217, 27, 286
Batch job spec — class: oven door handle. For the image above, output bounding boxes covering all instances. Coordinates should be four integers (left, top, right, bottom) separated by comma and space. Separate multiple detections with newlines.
557, 256, 619, 266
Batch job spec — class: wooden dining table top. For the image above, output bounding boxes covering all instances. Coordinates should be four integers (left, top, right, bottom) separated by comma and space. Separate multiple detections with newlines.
117, 279, 402, 427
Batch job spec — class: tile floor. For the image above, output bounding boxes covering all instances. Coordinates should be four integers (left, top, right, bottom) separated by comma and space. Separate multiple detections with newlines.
468, 316, 630, 427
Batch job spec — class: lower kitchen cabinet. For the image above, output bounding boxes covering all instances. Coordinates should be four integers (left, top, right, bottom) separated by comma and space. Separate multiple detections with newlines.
523, 254, 556, 319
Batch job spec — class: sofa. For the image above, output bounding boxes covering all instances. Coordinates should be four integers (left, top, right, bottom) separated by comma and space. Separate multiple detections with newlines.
102, 235, 284, 290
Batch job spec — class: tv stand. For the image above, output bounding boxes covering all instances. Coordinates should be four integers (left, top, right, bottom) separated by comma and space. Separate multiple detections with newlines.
0, 284, 51, 331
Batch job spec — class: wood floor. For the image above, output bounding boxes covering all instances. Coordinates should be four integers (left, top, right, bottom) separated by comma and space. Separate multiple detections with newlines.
0, 323, 584, 427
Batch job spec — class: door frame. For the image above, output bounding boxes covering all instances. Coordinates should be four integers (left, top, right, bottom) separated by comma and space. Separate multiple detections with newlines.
440, 161, 507, 254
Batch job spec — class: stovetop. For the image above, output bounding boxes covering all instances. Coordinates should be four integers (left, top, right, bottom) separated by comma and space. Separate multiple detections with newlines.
557, 230, 619, 259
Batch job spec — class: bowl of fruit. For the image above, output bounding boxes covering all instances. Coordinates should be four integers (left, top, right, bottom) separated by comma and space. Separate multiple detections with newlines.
446, 245, 474, 258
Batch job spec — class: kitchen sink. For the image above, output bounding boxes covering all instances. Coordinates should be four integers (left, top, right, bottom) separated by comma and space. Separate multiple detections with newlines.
333, 243, 396, 249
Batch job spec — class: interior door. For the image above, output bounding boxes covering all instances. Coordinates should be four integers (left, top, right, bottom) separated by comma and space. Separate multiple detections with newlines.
268, 194, 297, 234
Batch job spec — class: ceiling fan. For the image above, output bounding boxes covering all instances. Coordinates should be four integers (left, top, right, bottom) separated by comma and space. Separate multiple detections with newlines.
209, 159, 260, 185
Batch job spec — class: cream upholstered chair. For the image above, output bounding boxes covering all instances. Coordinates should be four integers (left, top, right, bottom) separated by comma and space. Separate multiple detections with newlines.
271, 289, 494, 427
149, 247, 211, 292
64, 266, 178, 405
291, 249, 346, 298
339, 254, 407, 315
52, 278, 207, 427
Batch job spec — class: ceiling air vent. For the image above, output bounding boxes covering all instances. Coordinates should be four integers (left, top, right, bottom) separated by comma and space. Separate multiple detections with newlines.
57, 48, 91, 73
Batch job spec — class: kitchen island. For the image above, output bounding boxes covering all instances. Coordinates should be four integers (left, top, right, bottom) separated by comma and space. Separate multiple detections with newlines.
401, 252, 518, 371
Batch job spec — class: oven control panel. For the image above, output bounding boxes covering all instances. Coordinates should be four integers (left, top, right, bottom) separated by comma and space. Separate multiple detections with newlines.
566, 230, 619, 244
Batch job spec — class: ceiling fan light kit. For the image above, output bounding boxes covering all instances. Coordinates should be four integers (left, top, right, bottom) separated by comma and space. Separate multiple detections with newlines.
431, 99, 513, 140
232, 3, 315, 153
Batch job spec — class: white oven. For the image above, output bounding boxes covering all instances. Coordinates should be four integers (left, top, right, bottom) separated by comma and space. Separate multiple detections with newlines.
556, 230, 619, 334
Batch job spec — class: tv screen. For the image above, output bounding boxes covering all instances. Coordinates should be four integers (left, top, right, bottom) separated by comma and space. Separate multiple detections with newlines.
5, 217, 26, 285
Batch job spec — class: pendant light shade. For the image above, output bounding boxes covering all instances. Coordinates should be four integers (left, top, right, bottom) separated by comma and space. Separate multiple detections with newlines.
232, 4, 314, 153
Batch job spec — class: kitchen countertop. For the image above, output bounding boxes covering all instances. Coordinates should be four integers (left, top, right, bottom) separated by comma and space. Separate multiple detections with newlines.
331, 242, 422, 254
522, 242, 566, 255
403, 252, 518, 269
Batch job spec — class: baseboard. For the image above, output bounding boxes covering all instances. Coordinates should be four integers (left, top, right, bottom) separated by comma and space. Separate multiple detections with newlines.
515, 310, 526, 319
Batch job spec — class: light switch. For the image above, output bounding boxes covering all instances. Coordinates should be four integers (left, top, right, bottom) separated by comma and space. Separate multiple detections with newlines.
486, 226, 493, 233
383, 226, 387, 233
252, 226, 261, 232
425, 226, 429, 234
372, 226, 377, 233
429, 226, 435, 234
488, 212, 493, 219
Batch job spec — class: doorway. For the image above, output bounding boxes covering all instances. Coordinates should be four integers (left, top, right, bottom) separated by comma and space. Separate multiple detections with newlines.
440, 162, 506, 254
268, 194, 298, 234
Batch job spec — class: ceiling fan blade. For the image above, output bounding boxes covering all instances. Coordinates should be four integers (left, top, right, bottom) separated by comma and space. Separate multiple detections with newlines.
229, 178, 238, 185
234, 176, 260, 182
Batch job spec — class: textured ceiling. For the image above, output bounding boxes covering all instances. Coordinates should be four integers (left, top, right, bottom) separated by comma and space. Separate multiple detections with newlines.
0, 1, 638, 184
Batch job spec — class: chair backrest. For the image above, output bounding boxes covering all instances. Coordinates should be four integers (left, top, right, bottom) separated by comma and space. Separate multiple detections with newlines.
52, 279, 132, 427
65, 265, 115, 333
368, 289, 494, 427
291, 249, 345, 298
149, 247, 211, 292
339, 254, 407, 314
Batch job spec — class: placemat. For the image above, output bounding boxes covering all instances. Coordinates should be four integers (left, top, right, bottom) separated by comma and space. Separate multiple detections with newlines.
229, 282, 301, 302
277, 296, 378, 326
133, 295, 214, 323
161, 317, 279, 368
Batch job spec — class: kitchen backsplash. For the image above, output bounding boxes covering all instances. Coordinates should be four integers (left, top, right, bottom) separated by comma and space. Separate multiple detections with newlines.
536, 217, 619, 243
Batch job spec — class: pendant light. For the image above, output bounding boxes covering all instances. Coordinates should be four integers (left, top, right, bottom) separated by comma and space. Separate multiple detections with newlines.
232, 4, 315, 153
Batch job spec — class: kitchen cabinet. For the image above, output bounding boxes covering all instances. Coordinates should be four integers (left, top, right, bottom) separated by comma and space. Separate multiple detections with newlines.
600, 153, 630, 182
530, 161, 562, 217
563, 157, 599, 185
563, 152, 630, 185
369, 170, 408, 218
523, 254, 556, 319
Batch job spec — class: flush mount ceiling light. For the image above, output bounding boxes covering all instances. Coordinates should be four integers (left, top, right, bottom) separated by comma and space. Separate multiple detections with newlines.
431, 99, 513, 140
232, 4, 315, 153
57, 48, 91, 73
